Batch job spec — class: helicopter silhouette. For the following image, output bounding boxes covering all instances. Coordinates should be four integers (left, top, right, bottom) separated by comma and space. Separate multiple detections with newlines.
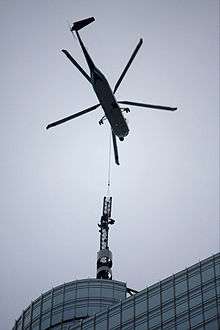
46, 17, 177, 165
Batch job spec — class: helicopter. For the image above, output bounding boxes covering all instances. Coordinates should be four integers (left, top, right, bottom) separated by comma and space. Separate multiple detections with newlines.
46, 17, 177, 165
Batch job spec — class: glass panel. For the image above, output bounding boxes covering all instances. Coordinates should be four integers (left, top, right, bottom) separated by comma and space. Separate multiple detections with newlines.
51, 325, 62, 330
63, 303, 74, 321
53, 288, 64, 307
76, 303, 87, 318
202, 266, 214, 283
175, 277, 187, 297
162, 285, 174, 303
188, 272, 201, 290
41, 312, 50, 330
102, 285, 114, 298
122, 302, 133, 323
216, 279, 220, 296
89, 285, 101, 297
148, 292, 160, 310
51, 307, 62, 326
24, 307, 31, 327
176, 319, 189, 330
31, 319, 40, 330
78, 286, 88, 298
16, 317, 22, 330
64, 285, 76, 302
83, 321, 94, 330
113, 287, 126, 300
87, 304, 100, 316
204, 304, 218, 321
191, 311, 203, 327
135, 294, 147, 316
42, 294, 52, 312
109, 306, 120, 328
149, 312, 161, 328
163, 323, 175, 330
32, 300, 41, 320
214, 259, 220, 275
135, 316, 148, 330
189, 293, 202, 308
203, 286, 216, 302
176, 299, 188, 315
205, 318, 219, 330
163, 306, 175, 322
95, 315, 107, 330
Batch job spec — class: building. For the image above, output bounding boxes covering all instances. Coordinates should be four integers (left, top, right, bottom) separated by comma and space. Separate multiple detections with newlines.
13, 198, 220, 330
13, 198, 220, 329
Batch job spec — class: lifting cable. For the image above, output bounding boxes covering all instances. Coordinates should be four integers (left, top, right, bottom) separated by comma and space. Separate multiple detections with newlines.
106, 129, 112, 196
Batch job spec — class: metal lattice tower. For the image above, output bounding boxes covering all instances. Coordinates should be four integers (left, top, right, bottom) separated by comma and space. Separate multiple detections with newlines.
96, 196, 115, 280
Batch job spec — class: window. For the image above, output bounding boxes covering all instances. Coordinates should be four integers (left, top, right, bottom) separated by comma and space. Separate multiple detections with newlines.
63, 303, 74, 321
176, 299, 188, 315
53, 288, 64, 307
204, 304, 218, 321
95, 314, 107, 330
89, 285, 100, 297
42, 293, 52, 312
135, 316, 148, 330
203, 286, 216, 302
189, 293, 202, 308
162, 284, 174, 303
41, 312, 50, 330
16, 317, 22, 330
23, 307, 31, 327
148, 292, 160, 310
51, 307, 62, 326
205, 318, 219, 330
114, 287, 126, 300
176, 319, 190, 330
175, 275, 187, 297
102, 285, 114, 298
202, 266, 214, 283
122, 301, 134, 323
75, 303, 88, 318
31, 319, 40, 330
163, 305, 175, 322
109, 306, 120, 328
149, 312, 161, 328
188, 272, 201, 290
32, 300, 41, 320
64, 285, 76, 302
190, 311, 203, 327
135, 293, 147, 316
77, 286, 88, 299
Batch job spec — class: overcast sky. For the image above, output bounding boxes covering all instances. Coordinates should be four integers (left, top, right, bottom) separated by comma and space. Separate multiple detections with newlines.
0, 1, 219, 328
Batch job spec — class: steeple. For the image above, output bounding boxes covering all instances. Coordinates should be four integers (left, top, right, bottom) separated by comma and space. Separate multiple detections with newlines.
96, 196, 115, 279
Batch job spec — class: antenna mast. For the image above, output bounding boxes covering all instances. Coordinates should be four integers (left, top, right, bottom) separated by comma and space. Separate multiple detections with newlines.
96, 196, 115, 279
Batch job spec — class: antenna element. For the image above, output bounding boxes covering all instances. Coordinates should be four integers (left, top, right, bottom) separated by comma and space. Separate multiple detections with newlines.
96, 196, 115, 279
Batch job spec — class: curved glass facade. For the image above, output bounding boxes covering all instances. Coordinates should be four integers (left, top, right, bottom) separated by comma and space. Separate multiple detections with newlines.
13, 253, 220, 329
13, 279, 127, 330
69, 253, 220, 330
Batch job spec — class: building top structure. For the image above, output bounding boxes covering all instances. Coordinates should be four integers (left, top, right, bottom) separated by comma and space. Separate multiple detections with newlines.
13, 252, 220, 329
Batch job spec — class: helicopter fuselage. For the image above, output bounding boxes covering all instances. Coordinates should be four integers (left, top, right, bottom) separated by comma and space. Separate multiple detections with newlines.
75, 30, 129, 140
91, 67, 129, 139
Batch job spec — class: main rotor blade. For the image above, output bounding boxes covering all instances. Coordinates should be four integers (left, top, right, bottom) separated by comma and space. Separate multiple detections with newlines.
46, 104, 100, 130
112, 131, 120, 165
62, 49, 92, 84
118, 101, 177, 111
113, 38, 143, 94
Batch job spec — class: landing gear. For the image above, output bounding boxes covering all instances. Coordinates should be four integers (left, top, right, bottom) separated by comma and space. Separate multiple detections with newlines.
99, 116, 106, 125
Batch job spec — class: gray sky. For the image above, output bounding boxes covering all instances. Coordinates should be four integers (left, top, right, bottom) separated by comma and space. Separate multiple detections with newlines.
0, 0, 219, 328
